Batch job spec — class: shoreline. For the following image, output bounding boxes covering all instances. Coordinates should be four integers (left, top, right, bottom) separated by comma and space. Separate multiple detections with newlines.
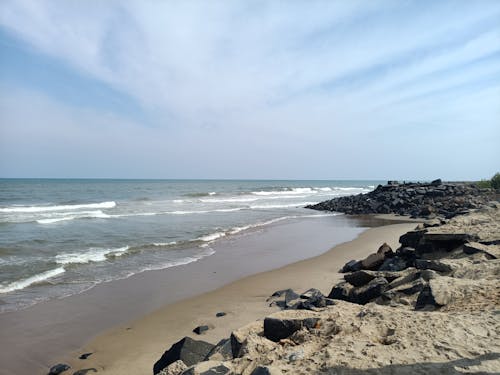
59, 220, 416, 375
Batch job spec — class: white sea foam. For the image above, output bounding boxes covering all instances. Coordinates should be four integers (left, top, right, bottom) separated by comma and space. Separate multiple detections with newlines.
55, 246, 129, 265
197, 232, 226, 242
251, 187, 317, 196
249, 202, 317, 209
1, 201, 116, 213
208, 192, 216, 195
0, 267, 65, 293
152, 241, 178, 247
37, 210, 111, 224
173, 199, 184, 203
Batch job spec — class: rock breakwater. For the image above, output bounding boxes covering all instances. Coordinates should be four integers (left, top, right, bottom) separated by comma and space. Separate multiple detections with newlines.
306, 179, 495, 219
150, 204, 500, 375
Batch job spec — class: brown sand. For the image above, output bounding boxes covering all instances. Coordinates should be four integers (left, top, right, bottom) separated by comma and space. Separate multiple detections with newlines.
62, 222, 416, 375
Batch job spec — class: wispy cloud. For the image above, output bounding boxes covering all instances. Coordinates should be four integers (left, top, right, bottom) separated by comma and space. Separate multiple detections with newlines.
0, 0, 499, 179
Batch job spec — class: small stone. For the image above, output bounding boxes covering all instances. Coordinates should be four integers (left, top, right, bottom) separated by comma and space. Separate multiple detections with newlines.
78, 353, 92, 360
215, 312, 226, 317
193, 325, 210, 335
72, 369, 97, 375
48, 364, 70, 375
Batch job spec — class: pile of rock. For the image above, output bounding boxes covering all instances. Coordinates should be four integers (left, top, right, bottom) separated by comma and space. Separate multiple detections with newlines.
152, 205, 500, 375
306, 179, 494, 219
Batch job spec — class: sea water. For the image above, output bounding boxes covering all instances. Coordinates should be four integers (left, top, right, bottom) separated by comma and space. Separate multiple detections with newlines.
0, 179, 379, 312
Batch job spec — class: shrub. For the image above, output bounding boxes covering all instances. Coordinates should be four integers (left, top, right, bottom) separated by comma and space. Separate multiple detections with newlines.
491, 173, 500, 189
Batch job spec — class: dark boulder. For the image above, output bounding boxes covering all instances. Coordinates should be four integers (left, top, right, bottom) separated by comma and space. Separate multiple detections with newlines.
327, 282, 353, 302
378, 256, 408, 271
431, 179, 442, 186
344, 270, 377, 287
153, 337, 215, 374
193, 325, 210, 335
341, 259, 362, 273
264, 316, 319, 342
350, 277, 389, 305
415, 259, 452, 273
400, 230, 426, 249
204, 339, 233, 361
48, 364, 70, 375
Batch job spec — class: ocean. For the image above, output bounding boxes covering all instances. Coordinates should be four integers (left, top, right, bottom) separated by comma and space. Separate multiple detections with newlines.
0, 179, 379, 313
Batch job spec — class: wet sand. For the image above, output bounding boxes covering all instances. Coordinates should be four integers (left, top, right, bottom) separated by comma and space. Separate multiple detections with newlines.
0, 215, 416, 375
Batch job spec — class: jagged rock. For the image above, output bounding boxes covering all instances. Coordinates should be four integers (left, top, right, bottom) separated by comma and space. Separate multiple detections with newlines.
158, 360, 188, 375
264, 314, 320, 342
361, 252, 386, 270
327, 282, 353, 302
268, 289, 300, 309
341, 259, 362, 273
230, 321, 263, 358
400, 230, 426, 249
349, 277, 389, 305
153, 337, 215, 374
415, 259, 453, 273
193, 325, 210, 335
463, 242, 499, 259
48, 364, 70, 375
344, 270, 377, 287
378, 256, 409, 271
204, 339, 233, 361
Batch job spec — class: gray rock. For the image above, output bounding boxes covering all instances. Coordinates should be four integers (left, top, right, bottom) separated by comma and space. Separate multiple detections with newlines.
204, 339, 233, 361
341, 259, 362, 273
153, 337, 215, 374
378, 256, 408, 271
193, 325, 210, 335
350, 277, 389, 305
264, 316, 319, 342
327, 281, 353, 302
48, 364, 70, 375
415, 259, 452, 273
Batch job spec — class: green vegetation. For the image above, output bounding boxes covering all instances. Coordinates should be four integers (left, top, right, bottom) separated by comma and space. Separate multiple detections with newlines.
475, 173, 500, 189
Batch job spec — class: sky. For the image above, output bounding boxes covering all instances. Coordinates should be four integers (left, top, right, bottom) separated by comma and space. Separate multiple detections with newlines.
0, 0, 499, 180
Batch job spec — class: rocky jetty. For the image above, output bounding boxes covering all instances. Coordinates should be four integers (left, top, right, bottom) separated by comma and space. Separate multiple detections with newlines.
306, 179, 495, 219
152, 203, 500, 375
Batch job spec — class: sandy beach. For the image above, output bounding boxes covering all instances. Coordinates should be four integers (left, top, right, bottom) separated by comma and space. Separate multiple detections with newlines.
56, 220, 416, 375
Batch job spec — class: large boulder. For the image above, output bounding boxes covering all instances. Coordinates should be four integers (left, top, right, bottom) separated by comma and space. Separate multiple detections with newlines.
153, 337, 215, 374
415, 259, 453, 273
230, 321, 263, 358
327, 281, 353, 302
204, 339, 233, 361
350, 277, 389, 305
263, 311, 320, 342
341, 259, 362, 273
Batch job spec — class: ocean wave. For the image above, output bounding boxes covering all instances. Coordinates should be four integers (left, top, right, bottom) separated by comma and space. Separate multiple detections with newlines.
249, 202, 317, 209
0, 201, 116, 213
196, 232, 226, 242
36, 210, 111, 224
0, 267, 65, 293
55, 246, 129, 265
251, 187, 317, 196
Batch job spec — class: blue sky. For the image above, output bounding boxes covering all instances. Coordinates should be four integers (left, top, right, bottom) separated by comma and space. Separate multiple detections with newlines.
0, 0, 499, 180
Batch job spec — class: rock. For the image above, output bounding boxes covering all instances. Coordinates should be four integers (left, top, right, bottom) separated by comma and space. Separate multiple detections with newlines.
399, 230, 426, 249
250, 365, 281, 375
463, 242, 499, 259
48, 364, 71, 375
73, 369, 97, 375
387, 269, 421, 290
290, 295, 335, 310
389, 278, 426, 295
153, 337, 215, 374
268, 289, 300, 309
215, 312, 226, 317
204, 339, 233, 361
421, 233, 479, 251
431, 179, 442, 186
377, 243, 393, 256
230, 321, 263, 358
158, 360, 188, 375
78, 353, 92, 360
181, 361, 230, 375
378, 256, 408, 271
264, 316, 319, 342
193, 325, 210, 335
341, 259, 362, 273
415, 259, 453, 273
327, 281, 353, 302
344, 270, 377, 287
350, 277, 389, 305
415, 285, 440, 310
361, 252, 386, 270
299, 288, 324, 299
